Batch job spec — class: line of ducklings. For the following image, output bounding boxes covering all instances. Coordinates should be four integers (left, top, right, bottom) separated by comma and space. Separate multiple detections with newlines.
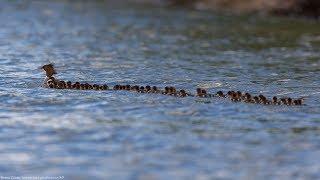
46, 77, 303, 106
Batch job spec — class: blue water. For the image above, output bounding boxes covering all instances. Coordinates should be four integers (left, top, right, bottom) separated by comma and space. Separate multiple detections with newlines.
0, 1, 320, 179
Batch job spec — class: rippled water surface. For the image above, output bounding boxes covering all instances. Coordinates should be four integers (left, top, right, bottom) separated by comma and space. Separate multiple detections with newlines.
0, 1, 320, 179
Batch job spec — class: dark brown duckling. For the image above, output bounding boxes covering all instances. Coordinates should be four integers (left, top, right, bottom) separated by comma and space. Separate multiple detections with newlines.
48, 83, 55, 88
47, 78, 56, 88
196, 88, 203, 97
152, 86, 158, 93
145, 85, 151, 93
139, 86, 145, 93
253, 96, 260, 103
244, 93, 252, 103
99, 85, 105, 90
231, 93, 239, 102
169, 87, 177, 96
163, 86, 170, 95
57, 81, 65, 89
261, 98, 269, 105
272, 96, 278, 105
125, 85, 131, 90
92, 84, 99, 90
47, 77, 56, 88
131, 85, 139, 91
258, 95, 269, 104
293, 99, 303, 106
216, 91, 224, 97
102, 84, 108, 90
227, 91, 235, 98
201, 89, 207, 95
236, 91, 242, 99
72, 82, 79, 89
179, 89, 187, 97
171, 87, 177, 93
66, 81, 72, 89
287, 98, 293, 105
201, 89, 212, 98
113, 85, 120, 90
85, 83, 91, 90
79, 84, 85, 90
258, 94, 266, 101
280, 98, 287, 105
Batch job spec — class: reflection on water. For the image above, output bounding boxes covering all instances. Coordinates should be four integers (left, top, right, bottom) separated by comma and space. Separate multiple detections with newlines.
0, 1, 320, 179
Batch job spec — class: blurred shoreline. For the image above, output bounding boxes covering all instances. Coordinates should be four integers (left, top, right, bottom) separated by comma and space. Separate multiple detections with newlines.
131, 0, 320, 18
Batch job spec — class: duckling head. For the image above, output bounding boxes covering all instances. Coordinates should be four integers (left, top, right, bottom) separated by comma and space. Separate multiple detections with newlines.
217, 91, 224, 97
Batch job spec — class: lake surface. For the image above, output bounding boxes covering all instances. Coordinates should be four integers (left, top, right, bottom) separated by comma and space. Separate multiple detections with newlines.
0, 1, 319, 179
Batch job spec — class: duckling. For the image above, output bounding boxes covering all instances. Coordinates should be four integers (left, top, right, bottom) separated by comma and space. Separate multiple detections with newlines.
236, 91, 242, 99
46, 77, 56, 88
73, 82, 80, 89
145, 85, 151, 93
258, 94, 266, 101
172, 87, 177, 93
66, 81, 72, 89
99, 85, 105, 90
179, 89, 187, 97
201, 89, 207, 95
261, 98, 269, 105
280, 98, 287, 105
293, 99, 303, 106
231, 93, 239, 102
92, 84, 99, 90
196, 88, 203, 97
48, 83, 55, 88
216, 91, 224, 97
139, 86, 145, 93
125, 85, 131, 90
57, 81, 65, 89
102, 84, 108, 90
227, 91, 235, 98
163, 86, 169, 95
113, 85, 120, 90
272, 96, 278, 105
287, 98, 293, 105
297, 98, 303, 105
201, 89, 211, 98
253, 96, 260, 103
169, 87, 177, 96
152, 86, 158, 93
258, 94, 268, 104
79, 84, 85, 90
131, 85, 139, 91
47, 78, 56, 88
244, 93, 252, 103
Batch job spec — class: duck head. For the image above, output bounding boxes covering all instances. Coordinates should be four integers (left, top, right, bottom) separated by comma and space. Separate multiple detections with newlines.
42, 64, 57, 78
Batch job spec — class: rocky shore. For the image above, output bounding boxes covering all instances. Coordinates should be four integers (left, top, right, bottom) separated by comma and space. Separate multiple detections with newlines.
134, 0, 320, 18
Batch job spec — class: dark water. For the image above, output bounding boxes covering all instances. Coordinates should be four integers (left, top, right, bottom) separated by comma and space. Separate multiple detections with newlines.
0, 1, 320, 179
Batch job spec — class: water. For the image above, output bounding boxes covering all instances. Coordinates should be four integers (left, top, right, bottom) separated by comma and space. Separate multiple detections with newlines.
0, 1, 320, 179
